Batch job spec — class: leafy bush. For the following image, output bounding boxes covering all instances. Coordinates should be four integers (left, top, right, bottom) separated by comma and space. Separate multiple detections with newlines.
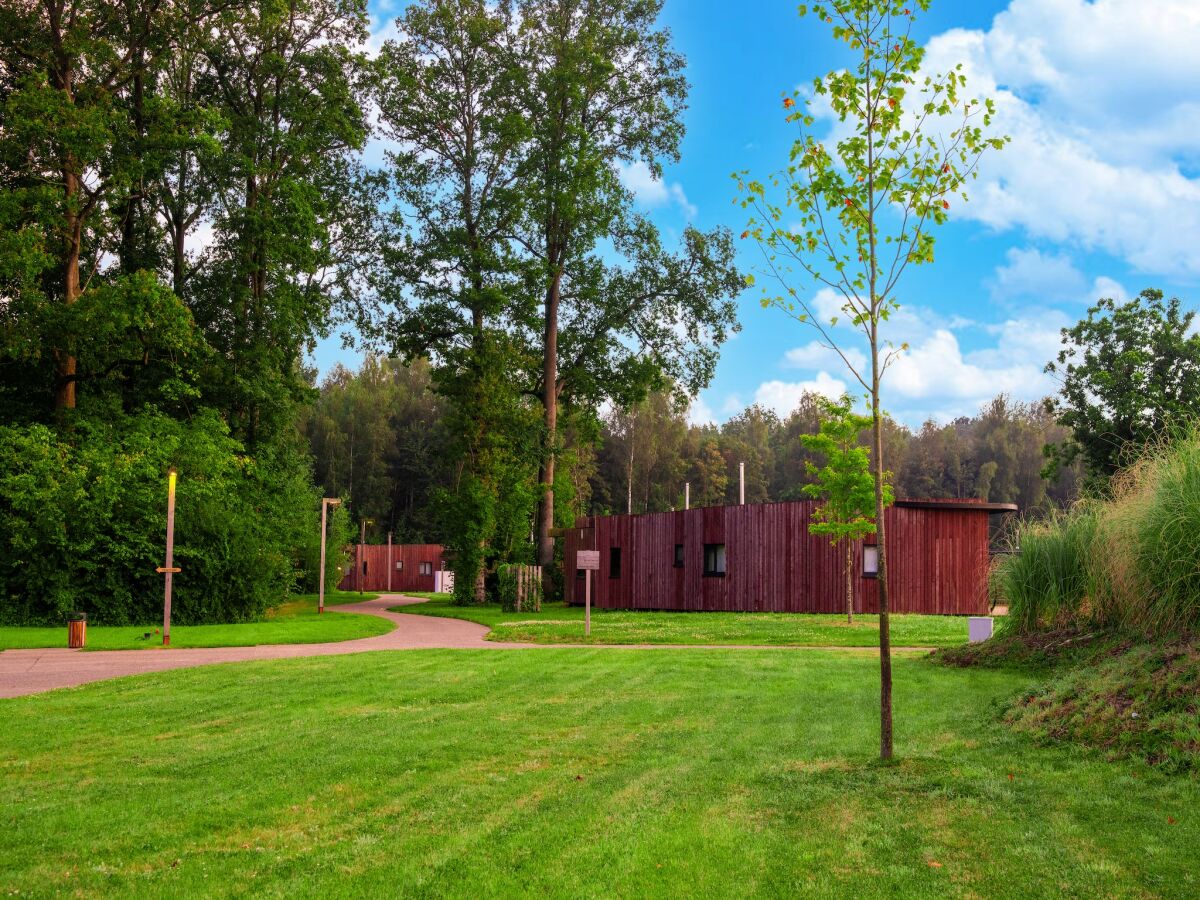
496, 563, 543, 613
0, 407, 322, 625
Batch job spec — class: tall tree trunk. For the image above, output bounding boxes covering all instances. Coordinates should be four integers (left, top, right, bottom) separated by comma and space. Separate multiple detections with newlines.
51, 25, 79, 412
537, 266, 561, 567
55, 194, 81, 410
172, 218, 186, 293
626, 407, 637, 515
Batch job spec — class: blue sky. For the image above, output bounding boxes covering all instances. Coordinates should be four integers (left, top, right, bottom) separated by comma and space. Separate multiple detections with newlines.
318, 0, 1200, 427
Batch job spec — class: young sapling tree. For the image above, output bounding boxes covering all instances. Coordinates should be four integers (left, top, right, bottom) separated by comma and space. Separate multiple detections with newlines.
801, 395, 893, 623
735, 0, 1006, 758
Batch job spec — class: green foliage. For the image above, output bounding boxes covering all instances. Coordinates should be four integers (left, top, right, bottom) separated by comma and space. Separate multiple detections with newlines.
588, 387, 1077, 517
0, 0, 372, 629
495, 564, 544, 613
1113, 428, 1200, 634
1044, 289, 1200, 491
801, 395, 891, 544
992, 508, 1101, 634
303, 356, 450, 541
0, 408, 319, 626
993, 426, 1200, 637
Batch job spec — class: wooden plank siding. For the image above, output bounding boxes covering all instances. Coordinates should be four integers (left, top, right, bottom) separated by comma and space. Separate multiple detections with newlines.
336, 544, 446, 593
564, 499, 1010, 616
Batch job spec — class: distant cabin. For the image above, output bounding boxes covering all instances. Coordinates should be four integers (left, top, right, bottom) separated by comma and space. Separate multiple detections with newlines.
563, 499, 1016, 616
337, 543, 447, 593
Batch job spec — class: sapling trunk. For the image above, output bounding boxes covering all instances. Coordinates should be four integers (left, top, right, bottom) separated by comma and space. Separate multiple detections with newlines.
845, 539, 853, 624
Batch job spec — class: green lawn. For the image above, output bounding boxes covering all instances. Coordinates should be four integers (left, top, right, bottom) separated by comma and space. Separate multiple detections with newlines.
395, 594, 973, 648
0, 650, 1194, 897
0, 592, 387, 651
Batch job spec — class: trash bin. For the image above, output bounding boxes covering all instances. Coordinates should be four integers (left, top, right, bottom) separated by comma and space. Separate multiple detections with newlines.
67, 612, 87, 649
968, 616, 994, 643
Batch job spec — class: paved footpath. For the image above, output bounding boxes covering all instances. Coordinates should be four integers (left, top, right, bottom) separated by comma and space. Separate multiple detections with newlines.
0, 595, 930, 699
0, 595, 515, 699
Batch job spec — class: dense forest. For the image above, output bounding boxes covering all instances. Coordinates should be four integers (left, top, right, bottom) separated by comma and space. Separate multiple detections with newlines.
3, 0, 1197, 622
303, 360, 1082, 544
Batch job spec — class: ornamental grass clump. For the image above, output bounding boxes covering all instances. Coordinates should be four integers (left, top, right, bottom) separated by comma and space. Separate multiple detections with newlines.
992, 425, 1200, 638
993, 506, 1100, 634
1115, 427, 1200, 635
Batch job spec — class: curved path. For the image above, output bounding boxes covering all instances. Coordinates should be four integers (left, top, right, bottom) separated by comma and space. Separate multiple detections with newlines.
0, 595, 514, 699
0, 595, 931, 699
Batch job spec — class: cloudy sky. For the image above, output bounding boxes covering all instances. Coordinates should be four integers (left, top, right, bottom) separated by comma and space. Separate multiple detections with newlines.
321, 0, 1200, 428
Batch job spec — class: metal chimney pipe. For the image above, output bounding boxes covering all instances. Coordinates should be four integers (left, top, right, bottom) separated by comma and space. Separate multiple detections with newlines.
739, 462, 745, 505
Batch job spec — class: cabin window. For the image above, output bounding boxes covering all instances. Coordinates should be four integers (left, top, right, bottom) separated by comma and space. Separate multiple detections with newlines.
673, 544, 684, 568
395, 560, 403, 571
862, 545, 879, 579
609, 547, 622, 579
419, 561, 433, 576
703, 543, 726, 577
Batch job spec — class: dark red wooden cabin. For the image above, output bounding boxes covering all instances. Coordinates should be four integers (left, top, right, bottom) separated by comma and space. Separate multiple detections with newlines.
563, 499, 1015, 616
336, 543, 446, 593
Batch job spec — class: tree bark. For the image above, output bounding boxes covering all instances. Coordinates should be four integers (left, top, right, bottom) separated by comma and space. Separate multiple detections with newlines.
55, 195, 81, 410
865, 12, 893, 761
872, 348, 893, 761
845, 539, 853, 624
50, 11, 79, 412
537, 266, 561, 568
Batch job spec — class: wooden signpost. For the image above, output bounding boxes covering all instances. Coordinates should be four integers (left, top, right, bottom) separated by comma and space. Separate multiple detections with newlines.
577, 549, 600, 636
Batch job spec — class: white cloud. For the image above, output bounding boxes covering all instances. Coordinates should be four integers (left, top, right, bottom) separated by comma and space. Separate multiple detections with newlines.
783, 340, 866, 373
923, 0, 1200, 276
687, 395, 717, 426
1089, 275, 1129, 304
754, 372, 848, 417
768, 299, 1070, 424
888, 328, 1052, 401
988, 246, 1085, 302
616, 160, 698, 219
365, 14, 403, 57
720, 394, 745, 416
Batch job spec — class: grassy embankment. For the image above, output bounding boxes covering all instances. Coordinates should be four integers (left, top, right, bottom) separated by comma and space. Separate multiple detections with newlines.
396, 593, 974, 648
0, 649, 1195, 897
0, 592, 388, 651
939, 427, 1200, 771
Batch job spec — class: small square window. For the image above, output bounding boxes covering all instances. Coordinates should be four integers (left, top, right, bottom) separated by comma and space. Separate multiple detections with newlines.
419, 561, 433, 576
609, 547, 622, 579
862, 545, 879, 579
395, 560, 403, 571
673, 544, 684, 568
703, 543, 726, 577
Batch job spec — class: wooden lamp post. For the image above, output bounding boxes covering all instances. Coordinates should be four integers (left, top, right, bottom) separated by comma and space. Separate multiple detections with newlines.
358, 518, 374, 594
319, 498, 341, 614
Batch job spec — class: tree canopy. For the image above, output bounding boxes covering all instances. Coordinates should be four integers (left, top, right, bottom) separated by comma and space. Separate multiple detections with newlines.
1045, 288, 1200, 490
